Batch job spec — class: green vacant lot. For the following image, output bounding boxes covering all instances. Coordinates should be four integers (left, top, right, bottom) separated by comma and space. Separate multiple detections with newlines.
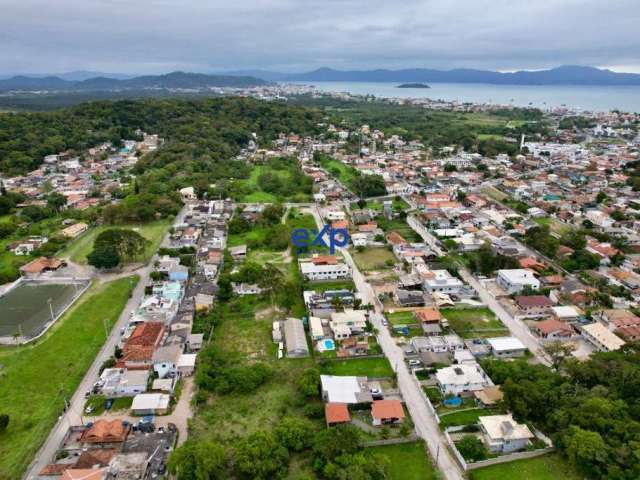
0, 276, 138, 479
386, 310, 417, 325
353, 198, 410, 212
60, 220, 170, 264
237, 163, 311, 203
469, 454, 581, 480
368, 442, 437, 480
441, 307, 509, 338
321, 357, 394, 377
318, 157, 359, 188
352, 247, 397, 271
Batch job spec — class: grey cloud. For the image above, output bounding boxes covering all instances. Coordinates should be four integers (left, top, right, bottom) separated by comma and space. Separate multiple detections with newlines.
0, 0, 639, 74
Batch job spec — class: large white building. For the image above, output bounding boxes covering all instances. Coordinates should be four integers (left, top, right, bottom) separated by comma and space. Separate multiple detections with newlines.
423, 269, 464, 295
299, 262, 351, 281
496, 269, 540, 294
581, 322, 625, 352
435, 363, 492, 396
329, 309, 368, 339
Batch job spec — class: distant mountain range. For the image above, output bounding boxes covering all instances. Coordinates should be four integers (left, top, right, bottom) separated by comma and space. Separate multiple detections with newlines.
226, 65, 640, 86
3, 66, 640, 93
0, 71, 269, 92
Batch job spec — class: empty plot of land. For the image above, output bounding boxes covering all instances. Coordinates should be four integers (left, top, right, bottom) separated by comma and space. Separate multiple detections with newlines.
352, 247, 397, 271
0, 281, 87, 338
469, 453, 581, 480
321, 357, 394, 377
441, 307, 509, 338
368, 442, 438, 480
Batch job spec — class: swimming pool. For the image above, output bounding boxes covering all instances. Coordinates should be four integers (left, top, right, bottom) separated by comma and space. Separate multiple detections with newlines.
322, 338, 336, 350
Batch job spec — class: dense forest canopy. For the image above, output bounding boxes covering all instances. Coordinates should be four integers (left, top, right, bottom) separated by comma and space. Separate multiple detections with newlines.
0, 97, 324, 176
482, 345, 640, 480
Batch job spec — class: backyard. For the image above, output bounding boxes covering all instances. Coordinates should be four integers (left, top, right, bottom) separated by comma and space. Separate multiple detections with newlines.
320, 357, 394, 377
367, 442, 438, 480
441, 307, 509, 338
352, 197, 410, 213
0, 276, 138, 479
352, 247, 397, 272
469, 454, 581, 480
60, 220, 171, 264
439, 408, 498, 429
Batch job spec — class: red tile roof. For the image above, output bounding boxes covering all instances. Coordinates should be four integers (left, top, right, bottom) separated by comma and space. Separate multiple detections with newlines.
325, 403, 351, 424
371, 400, 405, 420
81, 420, 129, 444
414, 308, 442, 323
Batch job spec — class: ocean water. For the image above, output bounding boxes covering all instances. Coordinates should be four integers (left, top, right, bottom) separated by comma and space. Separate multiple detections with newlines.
292, 81, 640, 113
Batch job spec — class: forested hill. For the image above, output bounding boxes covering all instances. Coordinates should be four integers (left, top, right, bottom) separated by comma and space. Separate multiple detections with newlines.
0, 71, 268, 92
0, 97, 323, 176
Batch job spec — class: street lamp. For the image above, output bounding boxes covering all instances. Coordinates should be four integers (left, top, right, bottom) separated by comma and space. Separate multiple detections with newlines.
48, 298, 54, 322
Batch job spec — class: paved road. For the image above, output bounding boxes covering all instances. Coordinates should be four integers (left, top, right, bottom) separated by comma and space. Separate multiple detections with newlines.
306, 206, 465, 480
25, 208, 188, 480
405, 208, 551, 366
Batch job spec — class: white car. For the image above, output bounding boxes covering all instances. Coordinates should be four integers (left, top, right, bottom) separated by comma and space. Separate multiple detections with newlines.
408, 359, 422, 367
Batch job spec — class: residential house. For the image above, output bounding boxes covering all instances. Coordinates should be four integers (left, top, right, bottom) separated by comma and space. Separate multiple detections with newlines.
371, 400, 405, 426
581, 322, 625, 352
435, 363, 492, 396
130, 393, 171, 415
177, 353, 197, 376
496, 269, 540, 294
329, 309, 367, 339
299, 259, 351, 281
479, 414, 534, 454
422, 270, 464, 295
320, 375, 373, 404
486, 337, 527, 358
152, 344, 182, 379
514, 295, 554, 318
532, 318, 574, 339
325, 403, 351, 426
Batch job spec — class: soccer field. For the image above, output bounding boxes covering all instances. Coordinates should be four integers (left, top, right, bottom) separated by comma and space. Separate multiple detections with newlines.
0, 281, 88, 338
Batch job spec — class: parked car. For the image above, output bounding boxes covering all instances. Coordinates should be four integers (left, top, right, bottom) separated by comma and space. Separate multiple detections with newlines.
408, 359, 422, 367
104, 399, 114, 410
84, 405, 94, 414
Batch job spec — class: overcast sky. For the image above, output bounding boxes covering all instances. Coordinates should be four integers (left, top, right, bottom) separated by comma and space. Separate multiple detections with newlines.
2, 0, 640, 75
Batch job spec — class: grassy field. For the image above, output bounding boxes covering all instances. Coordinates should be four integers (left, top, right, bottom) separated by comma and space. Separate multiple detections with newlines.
306, 279, 356, 292
0, 214, 65, 284
321, 357, 394, 377
439, 408, 497, 429
352, 247, 397, 271
237, 164, 312, 203
481, 185, 509, 202
368, 442, 438, 480
318, 157, 358, 184
353, 198, 410, 212
60, 220, 171, 264
377, 217, 422, 242
469, 454, 581, 480
190, 295, 324, 443
386, 310, 417, 325
533, 216, 570, 235
441, 307, 509, 338
0, 276, 138, 479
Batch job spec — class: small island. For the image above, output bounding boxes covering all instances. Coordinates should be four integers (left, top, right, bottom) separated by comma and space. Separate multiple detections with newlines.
396, 83, 431, 88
